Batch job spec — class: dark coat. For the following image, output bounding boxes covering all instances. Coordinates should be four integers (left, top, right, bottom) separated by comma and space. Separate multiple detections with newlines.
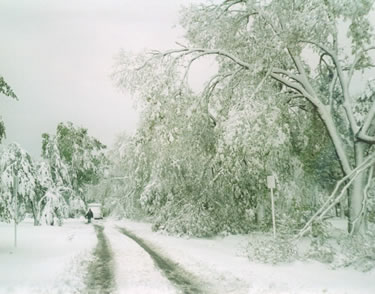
86, 209, 94, 219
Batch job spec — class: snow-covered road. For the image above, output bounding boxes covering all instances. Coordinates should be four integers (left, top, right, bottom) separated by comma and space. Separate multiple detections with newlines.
104, 224, 178, 294
86, 224, 115, 293
1, 219, 375, 294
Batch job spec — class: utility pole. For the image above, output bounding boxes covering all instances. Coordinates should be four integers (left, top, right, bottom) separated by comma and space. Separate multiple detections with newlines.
13, 173, 19, 248
267, 175, 276, 238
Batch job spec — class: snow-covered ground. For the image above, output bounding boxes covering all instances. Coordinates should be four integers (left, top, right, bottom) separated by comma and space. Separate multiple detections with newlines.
111, 219, 375, 294
105, 225, 178, 294
0, 218, 96, 294
2, 218, 374, 294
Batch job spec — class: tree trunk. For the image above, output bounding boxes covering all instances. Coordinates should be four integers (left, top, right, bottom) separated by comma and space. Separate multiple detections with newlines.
31, 204, 41, 226
256, 197, 265, 225
340, 198, 345, 218
348, 142, 367, 234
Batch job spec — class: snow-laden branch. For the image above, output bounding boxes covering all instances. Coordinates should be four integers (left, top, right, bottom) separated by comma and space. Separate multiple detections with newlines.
299, 40, 358, 135
146, 43, 354, 174
202, 70, 240, 101
270, 73, 314, 101
154, 47, 251, 70
272, 68, 305, 85
296, 154, 375, 239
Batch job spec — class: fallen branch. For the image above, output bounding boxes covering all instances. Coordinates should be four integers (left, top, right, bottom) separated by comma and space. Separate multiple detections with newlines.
295, 155, 375, 239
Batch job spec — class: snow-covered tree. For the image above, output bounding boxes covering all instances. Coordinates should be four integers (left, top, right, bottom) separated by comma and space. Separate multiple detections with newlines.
41, 134, 71, 188
42, 122, 107, 205
0, 143, 36, 223
39, 188, 69, 226
114, 0, 375, 234
31, 160, 55, 225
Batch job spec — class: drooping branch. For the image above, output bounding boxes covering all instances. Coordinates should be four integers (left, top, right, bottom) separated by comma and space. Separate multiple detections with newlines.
272, 68, 305, 85
270, 73, 314, 102
318, 53, 335, 79
220, 0, 245, 13
248, 65, 273, 101
147, 44, 354, 174
202, 68, 243, 100
299, 40, 358, 135
154, 47, 252, 70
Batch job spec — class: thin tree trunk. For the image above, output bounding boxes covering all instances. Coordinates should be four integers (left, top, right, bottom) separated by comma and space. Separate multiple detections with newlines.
31, 203, 41, 226
256, 197, 265, 225
340, 198, 345, 218
348, 142, 367, 234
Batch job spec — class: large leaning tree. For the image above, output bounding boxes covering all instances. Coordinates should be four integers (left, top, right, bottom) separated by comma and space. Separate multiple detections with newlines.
0, 76, 17, 142
115, 0, 375, 234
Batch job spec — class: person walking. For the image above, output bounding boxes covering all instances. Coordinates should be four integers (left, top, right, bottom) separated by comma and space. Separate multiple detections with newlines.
85, 208, 94, 224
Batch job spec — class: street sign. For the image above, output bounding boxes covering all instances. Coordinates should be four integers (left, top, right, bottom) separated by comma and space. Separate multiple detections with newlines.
267, 175, 275, 189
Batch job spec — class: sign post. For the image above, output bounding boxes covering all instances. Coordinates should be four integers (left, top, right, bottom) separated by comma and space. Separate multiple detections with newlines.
267, 175, 276, 238
13, 174, 18, 248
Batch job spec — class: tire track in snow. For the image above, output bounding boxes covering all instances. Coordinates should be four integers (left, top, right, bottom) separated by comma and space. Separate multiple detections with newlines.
117, 226, 204, 294
86, 224, 115, 294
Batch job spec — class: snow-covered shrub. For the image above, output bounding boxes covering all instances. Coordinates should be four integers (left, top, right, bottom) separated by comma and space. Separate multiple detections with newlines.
247, 235, 298, 264
300, 221, 375, 271
305, 237, 335, 264
302, 220, 336, 263
332, 233, 375, 272
153, 201, 220, 237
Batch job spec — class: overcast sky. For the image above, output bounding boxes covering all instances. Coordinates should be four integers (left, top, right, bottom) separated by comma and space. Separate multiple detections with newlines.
0, 0, 205, 158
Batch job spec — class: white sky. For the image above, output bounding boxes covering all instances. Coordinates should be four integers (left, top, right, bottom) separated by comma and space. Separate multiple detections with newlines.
0, 0, 206, 158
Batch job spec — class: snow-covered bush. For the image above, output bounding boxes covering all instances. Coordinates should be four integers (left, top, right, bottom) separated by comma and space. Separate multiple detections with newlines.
247, 235, 298, 264
301, 221, 375, 271
153, 201, 220, 237
305, 237, 335, 264
335, 233, 375, 272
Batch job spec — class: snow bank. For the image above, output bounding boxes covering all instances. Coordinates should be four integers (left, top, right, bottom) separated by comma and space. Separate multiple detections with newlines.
113, 219, 375, 294
0, 218, 96, 294
104, 223, 178, 294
